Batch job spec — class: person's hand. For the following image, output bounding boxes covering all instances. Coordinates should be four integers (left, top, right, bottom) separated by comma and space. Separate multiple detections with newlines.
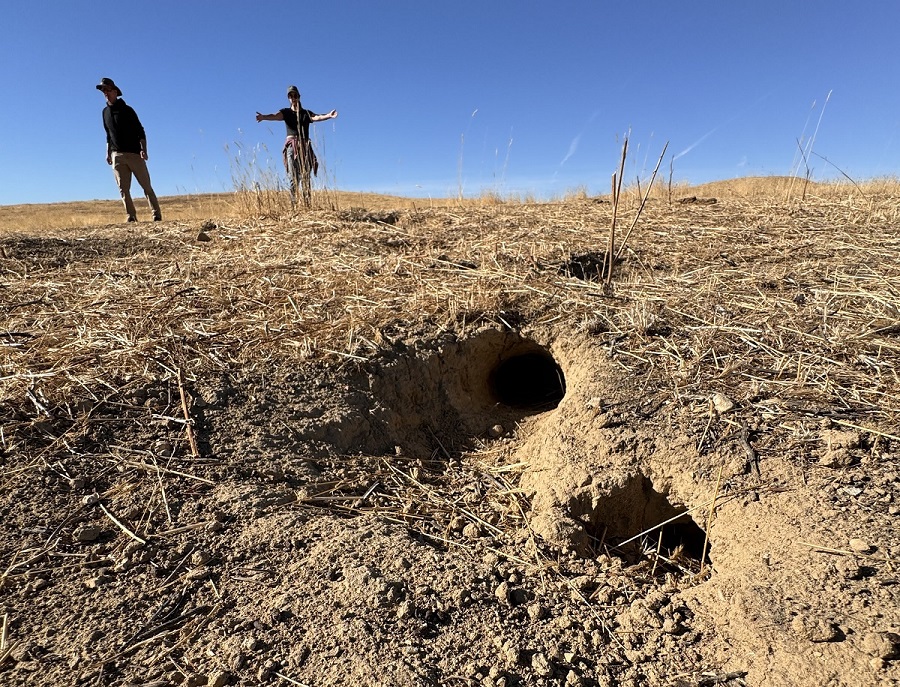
141, 151, 148, 161
255, 112, 264, 122
328, 109, 338, 118
106, 155, 112, 165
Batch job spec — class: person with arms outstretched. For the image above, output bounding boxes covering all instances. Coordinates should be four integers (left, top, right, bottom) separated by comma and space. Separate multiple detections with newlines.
256, 85, 337, 207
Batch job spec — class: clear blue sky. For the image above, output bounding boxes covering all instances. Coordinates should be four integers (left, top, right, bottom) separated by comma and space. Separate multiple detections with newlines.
2, 1, 898, 205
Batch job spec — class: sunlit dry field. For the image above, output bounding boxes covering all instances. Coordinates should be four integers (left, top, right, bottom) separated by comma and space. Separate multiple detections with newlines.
1, 178, 898, 686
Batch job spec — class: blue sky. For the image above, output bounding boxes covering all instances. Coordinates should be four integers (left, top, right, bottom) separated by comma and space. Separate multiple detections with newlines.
2, 1, 899, 205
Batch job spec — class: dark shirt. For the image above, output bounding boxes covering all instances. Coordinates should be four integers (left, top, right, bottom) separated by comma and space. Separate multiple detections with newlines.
279, 107, 318, 141
102, 98, 147, 154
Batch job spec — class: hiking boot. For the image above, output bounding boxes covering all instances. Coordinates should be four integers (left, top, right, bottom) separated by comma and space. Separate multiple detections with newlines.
153, 214, 162, 221
127, 215, 137, 222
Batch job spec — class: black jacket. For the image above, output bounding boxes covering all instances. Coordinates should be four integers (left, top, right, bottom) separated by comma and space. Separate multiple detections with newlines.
102, 98, 147, 154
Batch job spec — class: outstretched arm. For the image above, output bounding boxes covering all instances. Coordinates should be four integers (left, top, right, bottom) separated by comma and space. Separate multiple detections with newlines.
256, 111, 285, 122
310, 109, 338, 122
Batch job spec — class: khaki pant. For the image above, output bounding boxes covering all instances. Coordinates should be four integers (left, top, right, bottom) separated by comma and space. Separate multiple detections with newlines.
111, 152, 161, 220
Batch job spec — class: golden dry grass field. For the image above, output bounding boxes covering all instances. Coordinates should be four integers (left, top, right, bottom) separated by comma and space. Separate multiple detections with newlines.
1, 177, 898, 687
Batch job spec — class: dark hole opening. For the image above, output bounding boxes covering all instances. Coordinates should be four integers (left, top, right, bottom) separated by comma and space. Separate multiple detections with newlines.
659, 516, 710, 563
490, 351, 566, 410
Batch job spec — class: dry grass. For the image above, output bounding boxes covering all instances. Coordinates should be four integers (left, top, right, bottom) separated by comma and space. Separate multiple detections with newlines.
2, 177, 899, 451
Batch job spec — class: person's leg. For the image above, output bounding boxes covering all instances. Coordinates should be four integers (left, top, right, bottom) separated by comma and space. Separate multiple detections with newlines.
300, 159, 312, 207
112, 152, 137, 221
298, 144, 312, 207
128, 154, 162, 220
283, 148, 298, 206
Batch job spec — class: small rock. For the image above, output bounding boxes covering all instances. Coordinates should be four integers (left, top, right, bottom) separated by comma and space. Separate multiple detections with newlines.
531, 652, 553, 677
462, 523, 481, 539
197, 231, 212, 242
208, 671, 229, 687
191, 550, 212, 566
711, 392, 735, 414
662, 618, 681, 634
488, 424, 505, 438
153, 440, 175, 457
84, 574, 113, 589
861, 631, 900, 660
849, 538, 873, 553
241, 636, 261, 651
396, 600, 413, 619
527, 603, 549, 621
494, 582, 510, 605
82, 493, 100, 507
74, 526, 102, 543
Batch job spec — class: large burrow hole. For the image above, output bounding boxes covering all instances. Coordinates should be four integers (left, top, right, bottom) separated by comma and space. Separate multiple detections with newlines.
368, 331, 567, 457
568, 476, 710, 571
488, 349, 566, 410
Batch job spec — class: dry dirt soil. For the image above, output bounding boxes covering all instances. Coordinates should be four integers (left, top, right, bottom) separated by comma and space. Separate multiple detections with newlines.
1, 183, 899, 686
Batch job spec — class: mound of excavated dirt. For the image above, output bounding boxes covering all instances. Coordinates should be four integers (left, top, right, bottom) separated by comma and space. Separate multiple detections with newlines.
1, 191, 898, 687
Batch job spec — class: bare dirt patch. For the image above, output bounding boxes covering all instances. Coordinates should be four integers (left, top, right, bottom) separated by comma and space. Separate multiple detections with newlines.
1, 184, 899, 686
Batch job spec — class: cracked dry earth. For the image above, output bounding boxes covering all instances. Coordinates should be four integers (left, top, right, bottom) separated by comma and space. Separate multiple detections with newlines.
1, 192, 899, 687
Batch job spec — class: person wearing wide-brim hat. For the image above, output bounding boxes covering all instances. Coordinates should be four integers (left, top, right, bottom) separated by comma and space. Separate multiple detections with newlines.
96, 77, 162, 222
256, 85, 337, 207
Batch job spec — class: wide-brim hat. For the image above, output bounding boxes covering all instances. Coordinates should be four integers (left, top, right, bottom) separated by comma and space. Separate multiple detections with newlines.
96, 77, 122, 97
286, 85, 300, 98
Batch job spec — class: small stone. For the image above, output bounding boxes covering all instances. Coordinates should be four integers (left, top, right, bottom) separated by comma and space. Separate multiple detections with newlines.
849, 538, 873, 553
242, 636, 261, 651
711, 392, 735, 414
531, 652, 553, 677
74, 526, 102, 542
208, 671, 229, 687
861, 631, 900, 660
462, 523, 481, 539
191, 550, 212, 566
82, 493, 100, 507
488, 424, 505, 438
527, 603, 549, 621
396, 600, 413, 619
153, 440, 175, 457
585, 397, 602, 410
84, 575, 113, 589
197, 231, 212, 242
494, 582, 510, 605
